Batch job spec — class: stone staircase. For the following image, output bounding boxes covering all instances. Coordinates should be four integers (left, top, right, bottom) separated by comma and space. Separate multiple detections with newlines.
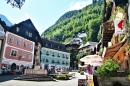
14, 74, 55, 81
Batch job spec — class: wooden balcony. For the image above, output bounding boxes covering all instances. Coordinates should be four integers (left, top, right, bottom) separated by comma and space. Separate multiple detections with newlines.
102, 22, 115, 47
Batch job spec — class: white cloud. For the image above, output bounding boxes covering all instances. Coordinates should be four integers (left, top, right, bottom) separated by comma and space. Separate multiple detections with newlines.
12, 13, 30, 24
68, 0, 92, 11
24, 13, 30, 19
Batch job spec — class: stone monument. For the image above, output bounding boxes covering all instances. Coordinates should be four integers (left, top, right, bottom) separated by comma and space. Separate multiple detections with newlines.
24, 43, 47, 75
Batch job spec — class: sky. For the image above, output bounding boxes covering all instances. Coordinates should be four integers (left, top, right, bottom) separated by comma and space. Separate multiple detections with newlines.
0, 0, 92, 35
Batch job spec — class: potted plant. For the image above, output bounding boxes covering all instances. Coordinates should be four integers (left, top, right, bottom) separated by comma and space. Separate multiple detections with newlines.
94, 59, 119, 78
94, 59, 130, 86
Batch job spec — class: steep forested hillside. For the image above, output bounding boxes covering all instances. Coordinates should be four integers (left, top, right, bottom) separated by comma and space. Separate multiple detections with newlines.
42, 0, 104, 44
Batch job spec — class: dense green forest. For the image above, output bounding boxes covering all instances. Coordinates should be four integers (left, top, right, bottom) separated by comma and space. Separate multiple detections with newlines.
42, 0, 104, 44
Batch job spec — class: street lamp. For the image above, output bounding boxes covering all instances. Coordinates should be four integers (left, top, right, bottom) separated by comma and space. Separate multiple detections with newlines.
5, 0, 25, 9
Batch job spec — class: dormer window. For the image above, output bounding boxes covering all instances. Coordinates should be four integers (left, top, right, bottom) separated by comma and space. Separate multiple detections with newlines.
9, 36, 13, 43
17, 38, 21, 45
24, 41, 27, 48
46, 43, 48, 47
36, 36, 37, 40
25, 31, 28, 36
16, 27, 19, 32
29, 32, 32, 37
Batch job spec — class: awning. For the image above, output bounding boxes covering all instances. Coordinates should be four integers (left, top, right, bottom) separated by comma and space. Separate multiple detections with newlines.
2, 63, 7, 66
79, 55, 103, 66
103, 40, 126, 60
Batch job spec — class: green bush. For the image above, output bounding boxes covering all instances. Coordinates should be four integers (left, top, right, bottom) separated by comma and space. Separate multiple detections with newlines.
56, 74, 66, 80
94, 59, 119, 77
56, 73, 72, 80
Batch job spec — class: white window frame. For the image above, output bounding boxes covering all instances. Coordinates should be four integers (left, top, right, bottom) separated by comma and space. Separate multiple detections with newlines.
29, 32, 32, 37
30, 44, 33, 49
24, 41, 27, 48
9, 36, 13, 43
16, 27, 19, 32
28, 54, 32, 60
16, 38, 21, 45
10, 49, 18, 57
22, 51, 26, 58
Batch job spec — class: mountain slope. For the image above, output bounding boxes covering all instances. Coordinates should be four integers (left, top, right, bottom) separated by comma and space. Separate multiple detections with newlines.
0, 14, 13, 26
42, 0, 104, 44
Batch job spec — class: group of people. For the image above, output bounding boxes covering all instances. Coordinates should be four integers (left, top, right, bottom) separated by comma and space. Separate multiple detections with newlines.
80, 65, 99, 86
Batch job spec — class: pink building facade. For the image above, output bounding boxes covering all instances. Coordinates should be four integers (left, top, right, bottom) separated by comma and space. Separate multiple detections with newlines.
2, 31, 35, 72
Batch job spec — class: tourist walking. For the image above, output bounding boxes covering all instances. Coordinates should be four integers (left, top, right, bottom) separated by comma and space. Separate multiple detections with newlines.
87, 65, 93, 74
93, 66, 99, 86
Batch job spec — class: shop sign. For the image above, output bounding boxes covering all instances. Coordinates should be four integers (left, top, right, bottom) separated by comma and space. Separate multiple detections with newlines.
114, 20, 126, 34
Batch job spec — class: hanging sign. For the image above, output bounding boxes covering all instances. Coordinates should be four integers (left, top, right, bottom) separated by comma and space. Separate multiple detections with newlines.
114, 20, 126, 34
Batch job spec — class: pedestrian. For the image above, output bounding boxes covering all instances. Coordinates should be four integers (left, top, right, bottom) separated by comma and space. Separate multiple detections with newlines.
22, 67, 25, 75
93, 66, 99, 86
87, 65, 93, 75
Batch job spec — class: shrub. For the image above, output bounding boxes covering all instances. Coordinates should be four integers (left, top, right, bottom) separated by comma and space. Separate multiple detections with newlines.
56, 74, 66, 80
56, 73, 72, 80
94, 59, 119, 77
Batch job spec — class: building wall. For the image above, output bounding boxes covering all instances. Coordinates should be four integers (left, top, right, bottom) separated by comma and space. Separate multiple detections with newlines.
2, 31, 35, 70
41, 47, 70, 70
78, 46, 93, 54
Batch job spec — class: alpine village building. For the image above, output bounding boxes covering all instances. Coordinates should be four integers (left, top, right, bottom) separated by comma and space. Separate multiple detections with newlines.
41, 38, 70, 72
101, 0, 130, 70
0, 18, 70, 74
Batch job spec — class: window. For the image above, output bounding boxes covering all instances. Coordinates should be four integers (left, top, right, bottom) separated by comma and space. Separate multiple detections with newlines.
66, 55, 68, 59
30, 44, 33, 49
24, 41, 27, 47
25, 31, 28, 36
29, 32, 32, 37
52, 60, 55, 63
57, 53, 60, 57
9, 36, 13, 43
63, 54, 65, 58
10, 49, 17, 56
22, 51, 26, 58
17, 38, 21, 45
36, 36, 37, 40
52, 52, 55, 57
46, 51, 49, 55
16, 27, 19, 32
28, 54, 32, 60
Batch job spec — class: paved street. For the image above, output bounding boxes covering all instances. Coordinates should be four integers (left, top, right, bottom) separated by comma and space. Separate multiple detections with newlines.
0, 74, 20, 83
0, 72, 80, 86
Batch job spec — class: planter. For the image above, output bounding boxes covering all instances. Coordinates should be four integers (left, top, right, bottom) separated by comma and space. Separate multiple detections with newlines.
97, 77, 130, 86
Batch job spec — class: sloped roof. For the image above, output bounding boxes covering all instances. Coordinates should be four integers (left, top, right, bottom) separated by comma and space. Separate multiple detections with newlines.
19, 19, 38, 32
42, 38, 69, 53
104, 40, 126, 59
78, 42, 98, 49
